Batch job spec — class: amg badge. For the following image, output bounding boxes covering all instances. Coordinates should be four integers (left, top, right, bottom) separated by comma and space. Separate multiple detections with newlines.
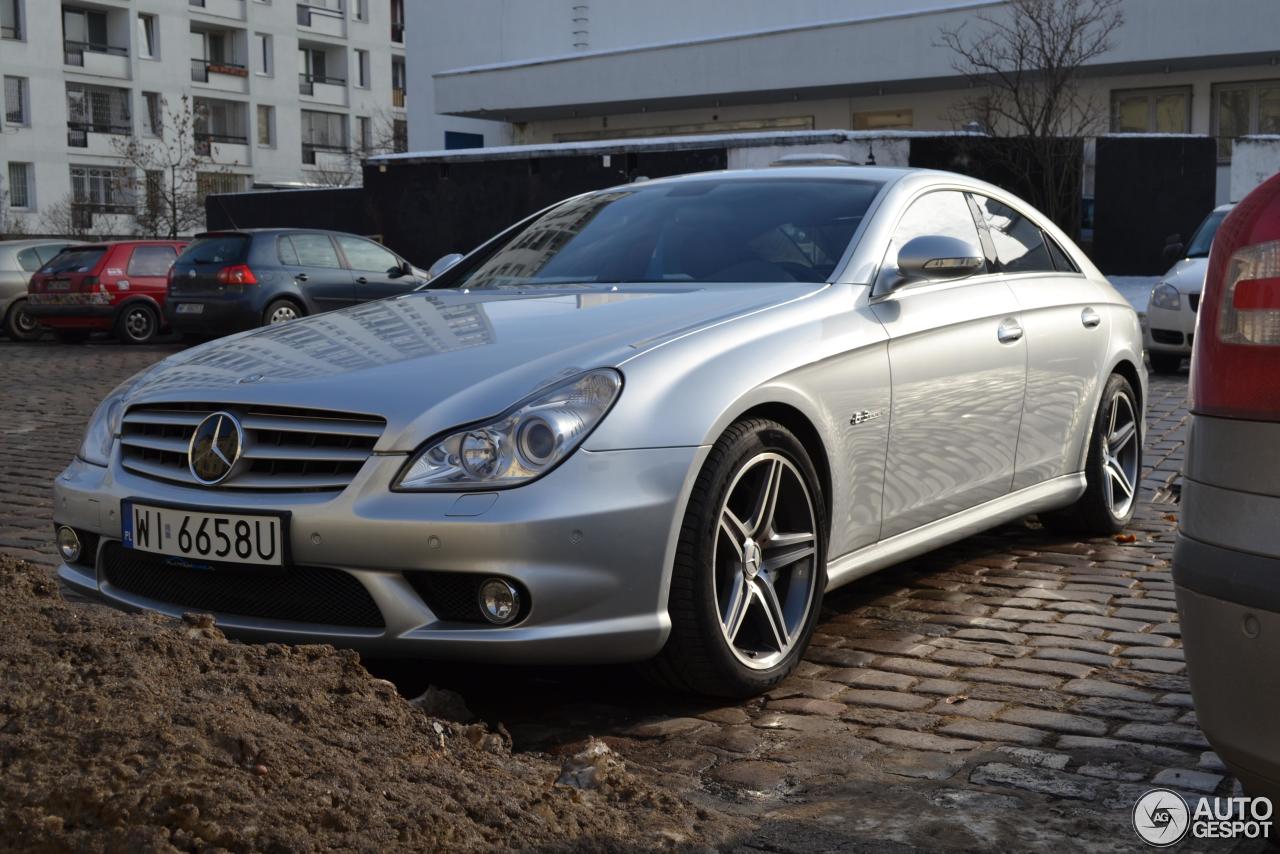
849, 409, 884, 426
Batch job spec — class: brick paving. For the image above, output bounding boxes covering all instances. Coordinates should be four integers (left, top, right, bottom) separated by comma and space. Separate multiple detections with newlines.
0, 342, 1264, 850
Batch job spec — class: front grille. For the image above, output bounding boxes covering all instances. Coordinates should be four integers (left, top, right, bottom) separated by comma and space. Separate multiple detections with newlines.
1150, 328, 1184, 345
120, 403, 385, 492
1189, 294, 1200, 313
405, 571, 528, 625
101, 542, 384, 628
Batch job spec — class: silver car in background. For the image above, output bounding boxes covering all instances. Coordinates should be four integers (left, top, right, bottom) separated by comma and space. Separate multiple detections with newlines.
1146, 204, 1233, 374
54, 167, 1146, 697
0, 239, 81, 340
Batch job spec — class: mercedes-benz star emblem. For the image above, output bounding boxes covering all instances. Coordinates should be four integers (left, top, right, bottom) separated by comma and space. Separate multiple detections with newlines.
188, 411, 244, 485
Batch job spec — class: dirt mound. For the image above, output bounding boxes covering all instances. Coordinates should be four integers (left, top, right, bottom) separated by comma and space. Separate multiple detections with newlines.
0, 556, 733, 852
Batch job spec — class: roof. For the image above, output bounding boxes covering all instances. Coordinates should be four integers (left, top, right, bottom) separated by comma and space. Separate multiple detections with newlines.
0, 239, 85, 249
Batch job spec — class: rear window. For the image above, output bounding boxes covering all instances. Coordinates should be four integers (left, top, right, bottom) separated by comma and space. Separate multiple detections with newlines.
179, 235, 248, 265
39, 248, 106, 275
127, 245, 179, 277
16, 248, 42, 272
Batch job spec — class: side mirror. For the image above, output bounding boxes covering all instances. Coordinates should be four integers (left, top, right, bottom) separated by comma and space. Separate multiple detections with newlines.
390, 260, 412, 278
893, 235, 984, 287
1162, 235, 1185, 265
428, 252, 464, 279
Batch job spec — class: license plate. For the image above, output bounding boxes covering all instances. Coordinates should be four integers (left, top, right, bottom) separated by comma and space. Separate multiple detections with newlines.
176, 303, 204, 314
122, 502, 286, 566
47, 280, 70, 291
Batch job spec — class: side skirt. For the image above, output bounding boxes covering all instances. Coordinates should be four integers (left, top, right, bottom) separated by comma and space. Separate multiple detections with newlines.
825, 473, 1087, 592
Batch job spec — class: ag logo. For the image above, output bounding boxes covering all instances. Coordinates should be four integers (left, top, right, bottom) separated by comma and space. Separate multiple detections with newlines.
1133, 788, 1190, 846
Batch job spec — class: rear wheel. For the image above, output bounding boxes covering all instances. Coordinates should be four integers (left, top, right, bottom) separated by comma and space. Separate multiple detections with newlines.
51, 330, 90, 344
1148, 352, 1183, 374
115, 303, 159, 344
1042, 373, 1142, 535
4, 299, 42, 342
645, 418, 827, 697
263, 299, 303, 326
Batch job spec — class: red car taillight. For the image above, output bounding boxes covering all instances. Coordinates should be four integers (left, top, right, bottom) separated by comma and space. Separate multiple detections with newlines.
216, 264, 258, 285
1191, 173, 1280, 422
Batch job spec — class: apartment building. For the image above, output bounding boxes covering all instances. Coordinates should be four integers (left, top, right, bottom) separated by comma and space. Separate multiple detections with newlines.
0, 0, 408, 235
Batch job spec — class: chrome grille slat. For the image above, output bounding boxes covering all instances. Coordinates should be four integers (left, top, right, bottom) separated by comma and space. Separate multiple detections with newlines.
119, 403, 386, 493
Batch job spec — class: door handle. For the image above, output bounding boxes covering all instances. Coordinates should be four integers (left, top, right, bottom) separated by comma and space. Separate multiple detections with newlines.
1081, 307, 1101, 328
295, 273, 308, 282
997, 317, 1023, 344
356, 276, 368, 284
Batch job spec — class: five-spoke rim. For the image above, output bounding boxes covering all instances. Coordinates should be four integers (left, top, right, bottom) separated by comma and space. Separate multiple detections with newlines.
1102, 390, 1139, 519
713, 452, 818, 670
269, 305, 298, 324
124, 307, 154, 341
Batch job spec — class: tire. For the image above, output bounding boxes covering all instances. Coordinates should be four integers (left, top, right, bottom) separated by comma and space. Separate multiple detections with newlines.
644, 418, 828, 698
51, 330, 90, 344
263, 299, 303, 326
1148, 352, 1183, 374
1042, 373, 1142, 535
115, 303, 159, 345
4, 299, 43, 342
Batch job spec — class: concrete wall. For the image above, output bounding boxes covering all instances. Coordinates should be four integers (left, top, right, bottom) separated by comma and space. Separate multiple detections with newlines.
1232, 138, 1280, 203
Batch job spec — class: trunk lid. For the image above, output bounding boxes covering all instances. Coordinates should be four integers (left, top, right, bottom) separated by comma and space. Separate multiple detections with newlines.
169, 233, 251, 297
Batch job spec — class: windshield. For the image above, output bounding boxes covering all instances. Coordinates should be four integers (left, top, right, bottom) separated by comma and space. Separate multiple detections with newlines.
1186, 209, 1229, 258
455, 178, 883, 288
38, 247, 105, 275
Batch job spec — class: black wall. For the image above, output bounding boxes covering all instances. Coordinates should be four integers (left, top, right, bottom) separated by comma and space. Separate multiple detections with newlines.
361, 148, 728, 266
1092, 136, 1217, 275
205, 187, 375, 236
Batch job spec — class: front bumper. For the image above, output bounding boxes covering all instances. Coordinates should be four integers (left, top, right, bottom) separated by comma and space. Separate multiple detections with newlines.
54, 443, 706, 663
1174, 533, 1280, 802
1143, 301, 1197, 355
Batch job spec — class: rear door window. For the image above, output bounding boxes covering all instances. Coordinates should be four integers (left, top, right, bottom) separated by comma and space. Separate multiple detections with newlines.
126, 245, 179, 277
180, 235, 248, 265
40, 247, 106, 274
974, 196, 1055, 274
284, 234, 342, 268
335, 235, 400, 273
1044, 233, 1079, 273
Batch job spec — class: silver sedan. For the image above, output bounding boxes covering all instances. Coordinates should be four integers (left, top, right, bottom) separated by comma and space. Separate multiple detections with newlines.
54, 167, 1146, 697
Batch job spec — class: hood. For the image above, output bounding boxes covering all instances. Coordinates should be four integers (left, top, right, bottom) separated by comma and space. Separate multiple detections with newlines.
126, 282, 821, 450
1161, 257, 1209, 294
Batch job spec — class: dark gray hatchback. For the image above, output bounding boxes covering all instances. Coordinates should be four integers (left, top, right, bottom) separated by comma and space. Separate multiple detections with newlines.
166, 229, 426, 337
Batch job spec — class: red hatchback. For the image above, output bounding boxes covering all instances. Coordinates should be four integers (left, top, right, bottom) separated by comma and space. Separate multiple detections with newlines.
27, 240, 188, 344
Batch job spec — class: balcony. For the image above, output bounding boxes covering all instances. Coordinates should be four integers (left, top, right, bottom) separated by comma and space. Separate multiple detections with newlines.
195, 131, 250, 165
64, 41, 129, 78
192, 58, 249, 93
301, 143, 348, 170
296, 3, 345, 38
67, 121, 130, 155
392, 87, 406, 109
189, 0, 246, 21
1, 23, 20, 40
300, 73, 347, 106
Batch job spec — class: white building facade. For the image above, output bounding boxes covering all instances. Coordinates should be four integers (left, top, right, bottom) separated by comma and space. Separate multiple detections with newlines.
1, 0, 407, 235
412, 0, 1280, 204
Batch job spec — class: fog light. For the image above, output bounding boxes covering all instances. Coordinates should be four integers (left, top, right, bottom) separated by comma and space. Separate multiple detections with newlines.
478, 578, 520, 625
57, 526, 82, 563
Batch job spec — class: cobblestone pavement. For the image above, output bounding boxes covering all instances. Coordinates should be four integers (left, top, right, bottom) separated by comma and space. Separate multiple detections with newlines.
0, 341, 1262, 851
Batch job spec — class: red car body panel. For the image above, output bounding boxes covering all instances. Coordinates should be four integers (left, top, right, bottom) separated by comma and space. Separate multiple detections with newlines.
27, 241, 188, 332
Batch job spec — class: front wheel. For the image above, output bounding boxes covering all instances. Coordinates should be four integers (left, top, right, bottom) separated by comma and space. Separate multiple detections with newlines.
4, 299, 43, 341
1042, 373, 1142, 535
645, 418, 827, 697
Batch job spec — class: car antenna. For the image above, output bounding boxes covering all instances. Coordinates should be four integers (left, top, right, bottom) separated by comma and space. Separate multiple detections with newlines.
214, 193, 241, 231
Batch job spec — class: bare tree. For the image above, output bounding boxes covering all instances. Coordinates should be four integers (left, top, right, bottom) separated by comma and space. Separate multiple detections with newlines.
36, 193, 100, 240
112, 94, 237, 237
938, 0, 1124, 228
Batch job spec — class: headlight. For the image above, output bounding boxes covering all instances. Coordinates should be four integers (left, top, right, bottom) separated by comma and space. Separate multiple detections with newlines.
77, 372, 147, 466
1150, 282, 1182, 310
395, 369, 622, 491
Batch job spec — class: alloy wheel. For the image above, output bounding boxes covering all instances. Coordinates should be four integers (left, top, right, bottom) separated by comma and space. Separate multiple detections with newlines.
1102, 390, 1140, 519
124, 307, 154, 342
13, 305, 38, 336
713, 452, 818, 670
269, 305, 298, 324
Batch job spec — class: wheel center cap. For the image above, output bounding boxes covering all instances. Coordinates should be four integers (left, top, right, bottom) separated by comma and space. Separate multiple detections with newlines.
743, 540, 762, 579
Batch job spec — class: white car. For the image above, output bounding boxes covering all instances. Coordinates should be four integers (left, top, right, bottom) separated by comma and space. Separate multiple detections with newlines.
1145, 204, 1233, 373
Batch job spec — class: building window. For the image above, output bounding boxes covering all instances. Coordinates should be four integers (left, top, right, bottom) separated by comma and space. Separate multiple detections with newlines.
1213, 80, 1280, 162
254, 32, 272, 76
4, 76, 28, 125
70, 165, 132, 213
7, 161, 32, 208
445, 131, 483, 150
357, 115, 371, 152
2, 0, 22, 40
140, 91, 162, 137
300, 109, 347, 163
65, 83, 131, 140
196, 172, 248, 197
63, 7, 119, 66
393, 118, 407, 152
853, 109, 913, 130
391, 56, 406, 108
1110, 86, 1191, 134
193, 97, 248, 150
355, 49, 369, 88
390, 0, 403, 42
137, 13, 158, 59
257, 104, 274, 146
353, 0, 366, 21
